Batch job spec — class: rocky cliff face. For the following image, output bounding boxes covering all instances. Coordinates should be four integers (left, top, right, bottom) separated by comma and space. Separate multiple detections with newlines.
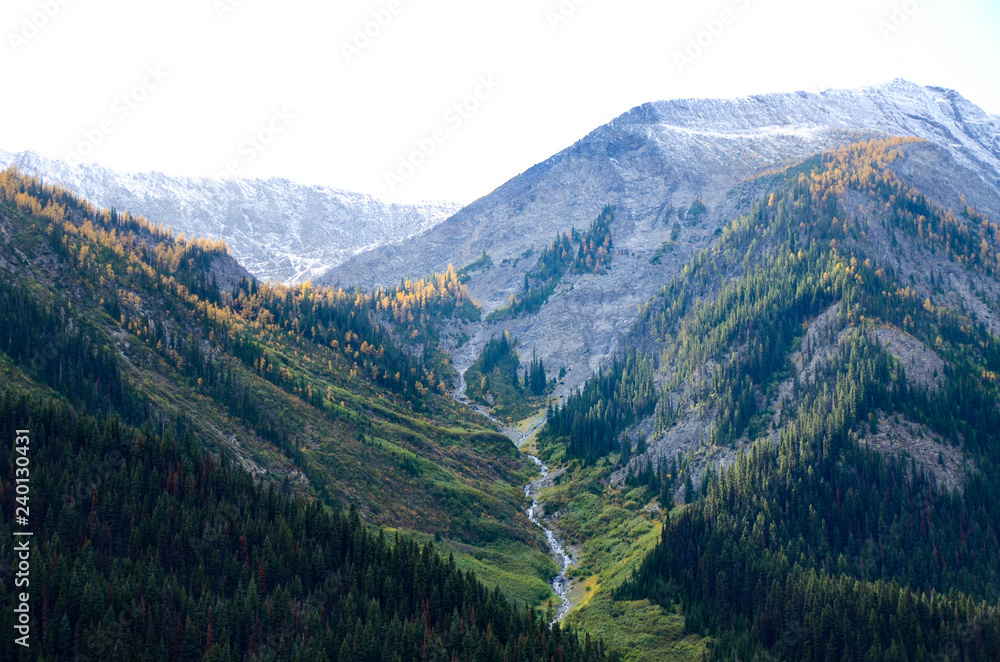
0, 150, 461, 284
321, 80, 1000, 399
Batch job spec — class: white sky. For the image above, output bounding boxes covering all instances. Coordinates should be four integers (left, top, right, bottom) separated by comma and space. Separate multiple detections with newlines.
2, 0, 998, 205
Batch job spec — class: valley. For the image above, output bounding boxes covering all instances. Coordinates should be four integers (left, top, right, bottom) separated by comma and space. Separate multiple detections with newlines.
3, 80, 1000, 661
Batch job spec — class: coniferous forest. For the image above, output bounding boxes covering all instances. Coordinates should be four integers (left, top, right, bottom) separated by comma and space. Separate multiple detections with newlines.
0, 168, 617, 661
0, 392, 616, 662
538, 139, 1000, 661
4, 133, 1000, 662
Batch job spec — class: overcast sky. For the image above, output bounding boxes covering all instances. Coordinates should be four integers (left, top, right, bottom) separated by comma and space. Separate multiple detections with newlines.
2, 0, 998, 204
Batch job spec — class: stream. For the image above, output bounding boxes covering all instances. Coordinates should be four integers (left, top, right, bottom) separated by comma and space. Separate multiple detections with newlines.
452, 374, 574, 624
523, 455, 574, 624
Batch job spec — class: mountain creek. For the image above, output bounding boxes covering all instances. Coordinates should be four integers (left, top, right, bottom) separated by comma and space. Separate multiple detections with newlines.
452, 374, 576, 622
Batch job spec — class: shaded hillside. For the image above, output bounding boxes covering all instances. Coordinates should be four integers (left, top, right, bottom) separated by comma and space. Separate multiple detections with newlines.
0, 171, 621, 662
0, 168, 558, 600
0, 382, 616, 662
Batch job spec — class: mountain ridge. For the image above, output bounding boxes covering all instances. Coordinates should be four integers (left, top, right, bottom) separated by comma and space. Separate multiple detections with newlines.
330, 79, 1000, 286
320, 80, 1000, 404
3, 80, 1000, 661
0, 148, 462, 284
532, 137, 1000, 661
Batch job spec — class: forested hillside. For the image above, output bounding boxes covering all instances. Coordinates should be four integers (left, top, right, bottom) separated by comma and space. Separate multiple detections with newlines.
535, 139, 1000, 660
5, 130, 1000, 661
0, 168, 567, 620
0, 385, 617, 662
463, 333, 553, 424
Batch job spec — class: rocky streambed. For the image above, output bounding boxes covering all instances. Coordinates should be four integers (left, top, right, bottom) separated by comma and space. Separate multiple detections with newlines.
452, 376, 574, 623
523, 454, 573, 624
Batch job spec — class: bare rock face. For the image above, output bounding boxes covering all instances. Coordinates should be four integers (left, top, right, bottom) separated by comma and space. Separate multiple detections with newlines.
324, 80, 1000, 399
0, 149, 461, 285
860, 414, 973, 494
872, 327, 946, 392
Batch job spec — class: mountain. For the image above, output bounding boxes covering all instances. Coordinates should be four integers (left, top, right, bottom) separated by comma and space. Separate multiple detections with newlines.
0, 168, 570, 617
5, 80, 1000, 662
322, 80, 1000, 404
534, 137, 1000, 660
0, 149, 461, 284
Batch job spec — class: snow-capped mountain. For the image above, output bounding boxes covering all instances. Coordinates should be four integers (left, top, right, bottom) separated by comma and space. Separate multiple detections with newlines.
0, 149, 462, 284
327, 79, 1000, 290
322, 80, 1000, 397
